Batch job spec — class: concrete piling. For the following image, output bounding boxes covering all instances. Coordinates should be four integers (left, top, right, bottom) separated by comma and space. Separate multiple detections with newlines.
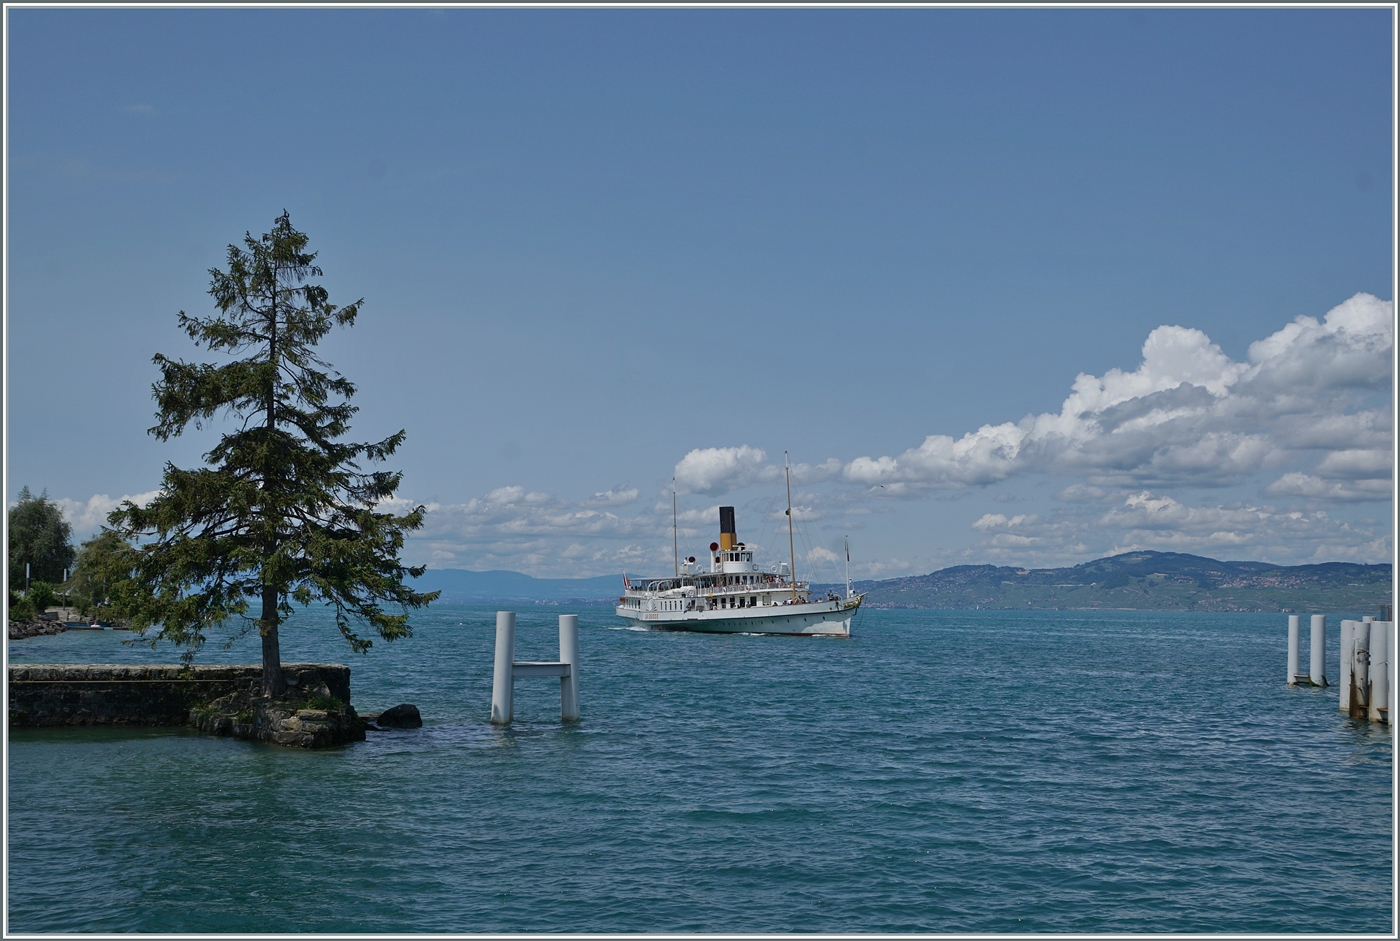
491, 611, 582, 726
1288, 615, 1301, 685
1339, 620, 1355, 710
491, 611, 517, 725
1309, 615, 1327, 687
1351, 622, 1370, 718
559, 614, 580, 722
1390, 622, 1396, 727
1368, 619, 1389, 724
1293, 613, 1392, 727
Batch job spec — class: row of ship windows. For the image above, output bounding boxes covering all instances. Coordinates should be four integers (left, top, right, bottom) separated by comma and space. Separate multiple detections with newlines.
720, 575, 766, 585
636, 596, 766, 612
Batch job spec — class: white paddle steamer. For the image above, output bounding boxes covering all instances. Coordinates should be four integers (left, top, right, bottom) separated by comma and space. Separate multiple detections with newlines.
616, 462, 862, 636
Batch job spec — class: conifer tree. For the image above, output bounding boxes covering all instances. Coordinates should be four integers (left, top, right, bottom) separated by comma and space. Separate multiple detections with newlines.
111, 212, 437, 697
8, 486, 75, 587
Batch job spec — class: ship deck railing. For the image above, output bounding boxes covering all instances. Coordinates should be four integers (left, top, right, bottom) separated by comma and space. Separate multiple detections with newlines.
628, 580, 810, 596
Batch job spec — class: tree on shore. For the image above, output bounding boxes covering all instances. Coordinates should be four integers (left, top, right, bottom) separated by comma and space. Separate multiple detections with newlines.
8, 486, 75, 589
69, 529, 139, 618
110, 211, 437, 696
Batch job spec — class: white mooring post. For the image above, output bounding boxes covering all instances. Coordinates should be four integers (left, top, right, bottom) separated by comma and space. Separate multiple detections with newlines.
490, 611, 581, 725
491, 611, 517, 725
1389, 622, 1396, 728
1351, 623, 1370, 718
1288, 615, 1301, 685
559, 614, 580, 722
1309, 614, 1327, 687
1339, 620, 1355, 710
1368, 619, 1389, 725
1338, 621, 1349, 708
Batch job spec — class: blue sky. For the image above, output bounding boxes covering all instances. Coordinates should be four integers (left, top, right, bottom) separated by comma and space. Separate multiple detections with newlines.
5, 7, 1394, 579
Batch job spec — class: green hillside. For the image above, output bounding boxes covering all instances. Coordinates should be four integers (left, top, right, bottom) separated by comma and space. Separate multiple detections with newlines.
838, 551, 1392, 613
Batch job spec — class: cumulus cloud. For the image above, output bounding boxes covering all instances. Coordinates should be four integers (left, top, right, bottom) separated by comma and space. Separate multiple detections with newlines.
82, 296, 1369, 576
846, 422, 1025, 487
843, 293, 1392, 495
53, 491, 161, 536
673, 447, 845, 495
790, 458, 845, 484
383, 484, 691, 575
1313, 449, 1391, 479
965, 488, 1391, 566
583, 485, 640, 507
1264, 473, 1392, 503
674, 446, 772, 495
968, 512, 1090, 558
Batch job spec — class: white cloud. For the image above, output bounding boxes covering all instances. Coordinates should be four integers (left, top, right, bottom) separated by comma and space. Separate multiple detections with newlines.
964, 488, 1391, 566
846, 421, 1026, 487
1264, 473, 1392, 503
860, 557, 917, 577
790, 458, 845, 484
674, 446, 772, 495
583, 485, 641, 507
1313, 449, 1392, 479
842, 293, 1392, 495
53, 491, 161, 536
383, 295, 1392, 574
390, 483, 687, 575
673, 448, 844, 496
1243, 292, 1393, 393
1271, 409, 1391, 451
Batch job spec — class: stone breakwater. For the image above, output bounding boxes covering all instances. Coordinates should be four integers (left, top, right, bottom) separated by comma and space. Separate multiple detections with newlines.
9, 619, 67, 640
8, 663, 363, 748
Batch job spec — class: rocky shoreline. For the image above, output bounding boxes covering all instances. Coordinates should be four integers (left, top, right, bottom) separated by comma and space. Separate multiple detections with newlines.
8, 619, 67, 640
9, 663, 419, 748
189, 685, 367, 748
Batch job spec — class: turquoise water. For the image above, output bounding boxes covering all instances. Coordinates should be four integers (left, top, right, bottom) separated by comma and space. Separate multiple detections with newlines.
7, 606, 1393, 933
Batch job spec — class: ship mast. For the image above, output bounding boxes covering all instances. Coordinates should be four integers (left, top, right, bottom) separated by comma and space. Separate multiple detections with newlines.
786, 451, 797, 602
672, 478, 679, 578
845, 535, 852, 599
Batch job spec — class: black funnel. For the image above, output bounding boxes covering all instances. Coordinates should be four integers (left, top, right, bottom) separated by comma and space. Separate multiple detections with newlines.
719, 506, 736, 535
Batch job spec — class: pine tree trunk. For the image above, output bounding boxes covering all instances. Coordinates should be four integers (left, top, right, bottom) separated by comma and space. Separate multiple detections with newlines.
261, 584, 286, 698
260, 258, 286, 700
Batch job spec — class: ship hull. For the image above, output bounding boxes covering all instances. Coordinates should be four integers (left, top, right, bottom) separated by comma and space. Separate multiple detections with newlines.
615, 597, 860, 636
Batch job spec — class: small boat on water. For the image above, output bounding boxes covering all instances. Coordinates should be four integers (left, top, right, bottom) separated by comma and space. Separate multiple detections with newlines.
615, 458, 863, 636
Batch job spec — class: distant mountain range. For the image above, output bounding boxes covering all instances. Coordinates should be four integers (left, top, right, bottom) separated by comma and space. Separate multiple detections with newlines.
816, 550, 1392, 613
415, 551, 1392, 613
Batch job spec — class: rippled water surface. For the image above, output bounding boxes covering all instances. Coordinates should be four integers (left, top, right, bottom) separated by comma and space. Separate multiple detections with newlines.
7, 606, 1393, 932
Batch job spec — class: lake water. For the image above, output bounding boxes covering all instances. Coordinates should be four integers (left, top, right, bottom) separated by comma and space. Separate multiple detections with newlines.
6, 606, 1393, 933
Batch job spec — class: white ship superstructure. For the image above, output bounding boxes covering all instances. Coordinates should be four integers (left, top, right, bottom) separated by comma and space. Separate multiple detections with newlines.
615, 505, 862, 636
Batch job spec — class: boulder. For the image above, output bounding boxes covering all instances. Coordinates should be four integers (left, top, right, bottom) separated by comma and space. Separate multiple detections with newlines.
187, 688, 365, 747
375, 703, 422, 728
8, 619, 66, 640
